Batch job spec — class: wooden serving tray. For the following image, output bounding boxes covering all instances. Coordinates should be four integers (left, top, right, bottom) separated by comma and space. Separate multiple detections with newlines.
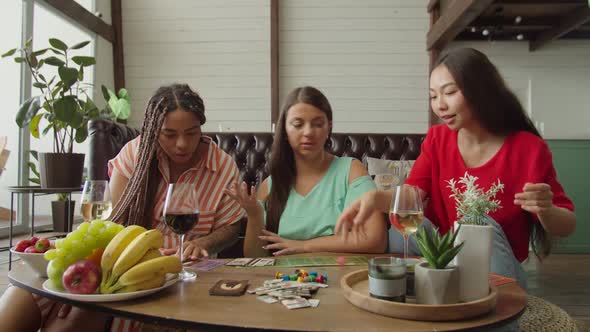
341, 269, 497, 321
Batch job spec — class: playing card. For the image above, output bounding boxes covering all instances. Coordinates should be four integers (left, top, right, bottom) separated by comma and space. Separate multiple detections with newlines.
257, 295, 278, 304
226, 258, 254, 266
249, 258, 275, 267
281, 298, 311, 310
185, 259, 226, 271
308, 299, 320, 307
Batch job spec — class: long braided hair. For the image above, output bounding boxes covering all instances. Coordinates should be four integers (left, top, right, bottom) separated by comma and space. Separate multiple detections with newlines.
110, 83, 206, 229
434, 48, 550, 259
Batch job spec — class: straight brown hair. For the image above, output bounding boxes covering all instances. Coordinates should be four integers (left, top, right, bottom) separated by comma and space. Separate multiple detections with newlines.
265, 86, 333, 233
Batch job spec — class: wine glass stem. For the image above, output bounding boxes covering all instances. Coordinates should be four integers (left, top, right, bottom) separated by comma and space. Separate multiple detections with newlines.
179, 233, 185, 265
403, 234, 409, 262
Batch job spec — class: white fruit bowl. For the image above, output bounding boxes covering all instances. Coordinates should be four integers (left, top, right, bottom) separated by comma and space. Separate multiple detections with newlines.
10, 248, 49, 278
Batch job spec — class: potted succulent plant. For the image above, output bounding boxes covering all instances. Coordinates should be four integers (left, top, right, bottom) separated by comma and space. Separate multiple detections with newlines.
447, 172, 504, 302
2, 37, 129, 188
414, 224, 464, 305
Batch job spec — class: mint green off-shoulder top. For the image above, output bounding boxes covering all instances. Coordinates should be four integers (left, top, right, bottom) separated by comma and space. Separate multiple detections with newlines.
265, 156, 376, 240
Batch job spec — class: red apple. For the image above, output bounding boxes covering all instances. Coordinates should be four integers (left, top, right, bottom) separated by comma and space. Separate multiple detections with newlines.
14, 239, 32, 252
30, 236, 39, 245
62, 260, 102, 294
24, 246, 41, 253
35, 238, 51, 252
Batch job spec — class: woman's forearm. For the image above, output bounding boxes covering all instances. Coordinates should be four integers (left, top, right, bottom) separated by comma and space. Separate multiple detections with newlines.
375, 190, 394, 214
243, 209, 269, 257
197, 222, 241, 255
304, 211, 387, 254
302, 232, 387, 254
538, 205, 576, 237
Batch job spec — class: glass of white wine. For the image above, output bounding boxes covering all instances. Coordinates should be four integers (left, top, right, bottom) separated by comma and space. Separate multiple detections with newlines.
390, 185, 423, 263
81, 180, 113, 222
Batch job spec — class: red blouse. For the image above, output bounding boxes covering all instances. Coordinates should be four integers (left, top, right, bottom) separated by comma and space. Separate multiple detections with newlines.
405, 125, 574, 262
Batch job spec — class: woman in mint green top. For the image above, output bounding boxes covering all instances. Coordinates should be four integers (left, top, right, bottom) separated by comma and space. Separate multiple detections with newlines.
267, 156, 376, 240
225, 86, 387, 257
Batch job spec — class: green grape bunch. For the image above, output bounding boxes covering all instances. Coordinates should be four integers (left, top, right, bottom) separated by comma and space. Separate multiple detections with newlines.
44, 219, 124, 289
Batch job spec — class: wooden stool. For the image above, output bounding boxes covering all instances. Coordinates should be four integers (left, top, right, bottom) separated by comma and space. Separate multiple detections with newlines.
520, 295, 578, 332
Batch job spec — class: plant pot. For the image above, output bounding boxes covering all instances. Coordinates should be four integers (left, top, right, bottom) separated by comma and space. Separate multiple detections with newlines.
51, 200, 75, 232
414, 261, 459, 305
39, 153, 85, 188
453, 223, 493, 302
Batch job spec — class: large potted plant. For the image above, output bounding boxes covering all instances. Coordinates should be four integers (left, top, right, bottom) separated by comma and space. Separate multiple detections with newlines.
2, 38, 129, 188
447, 172, 504, 302
414, 224, 464, 305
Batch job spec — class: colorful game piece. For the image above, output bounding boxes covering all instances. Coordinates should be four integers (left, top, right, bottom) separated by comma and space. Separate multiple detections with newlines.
303, 276, 310, 282
310, 271, 318, 277
297, 276, 304, 283
282, 275, 290, 281
309, 275, 316, 282
275, 272, 283, 279
316, 276, 323, 283
322, 274, 328, 282
290, 274, 297, 281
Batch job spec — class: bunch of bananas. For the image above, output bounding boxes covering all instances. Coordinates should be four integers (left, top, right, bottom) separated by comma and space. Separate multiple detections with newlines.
100, 226, 182, 294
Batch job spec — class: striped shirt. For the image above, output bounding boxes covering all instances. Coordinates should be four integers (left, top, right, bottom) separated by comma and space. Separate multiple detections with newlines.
105, 135, 246, 332
108, 135, 246, 248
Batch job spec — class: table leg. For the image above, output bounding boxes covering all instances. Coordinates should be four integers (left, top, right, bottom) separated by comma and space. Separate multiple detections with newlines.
9, 193, 14, 270
31, 193, 35, 237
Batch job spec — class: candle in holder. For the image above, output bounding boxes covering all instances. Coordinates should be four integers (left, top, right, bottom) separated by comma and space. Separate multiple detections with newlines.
368, 257, 406, 302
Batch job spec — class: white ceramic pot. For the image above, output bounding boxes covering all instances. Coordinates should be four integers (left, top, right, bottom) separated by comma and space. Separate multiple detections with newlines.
414, 262, 460, 305
453, 223, 493, 302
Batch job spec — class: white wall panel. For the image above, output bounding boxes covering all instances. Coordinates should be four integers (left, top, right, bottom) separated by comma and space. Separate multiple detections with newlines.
279, 0, 430, 134
451, 41, 590, 139
122, 0, 270, 132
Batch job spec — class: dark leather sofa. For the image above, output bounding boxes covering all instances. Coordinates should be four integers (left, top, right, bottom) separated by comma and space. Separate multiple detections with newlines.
88, 119, 424, 257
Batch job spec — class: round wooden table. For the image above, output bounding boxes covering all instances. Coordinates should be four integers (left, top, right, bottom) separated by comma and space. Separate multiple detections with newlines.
8, 259, 527, 331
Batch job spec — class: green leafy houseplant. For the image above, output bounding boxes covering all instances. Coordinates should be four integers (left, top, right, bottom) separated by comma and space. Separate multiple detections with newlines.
1, 37, 130, 153
447, 172, 504, 225
415, 225, 464, 269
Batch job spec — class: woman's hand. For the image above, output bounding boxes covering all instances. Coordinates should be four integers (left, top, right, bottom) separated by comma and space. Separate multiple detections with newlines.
224, 181, 260, 215
160, 239, 209, 261
514, 183, 554, 216
259, 229, 306, 256
335, 190, 378, 236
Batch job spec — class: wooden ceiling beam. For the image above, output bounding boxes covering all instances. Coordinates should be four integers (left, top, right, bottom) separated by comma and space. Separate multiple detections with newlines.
530, 6, 590, 51
39, 0, 114, 43
426, 0, 496, 50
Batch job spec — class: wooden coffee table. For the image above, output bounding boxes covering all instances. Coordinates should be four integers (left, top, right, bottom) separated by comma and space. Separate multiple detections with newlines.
8, 257, 527, 331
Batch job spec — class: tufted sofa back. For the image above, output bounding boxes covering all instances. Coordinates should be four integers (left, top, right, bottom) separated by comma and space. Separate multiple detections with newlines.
89, 119, 424, 185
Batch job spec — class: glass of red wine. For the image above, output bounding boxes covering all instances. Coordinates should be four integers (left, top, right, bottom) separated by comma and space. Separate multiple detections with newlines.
163, 183, 199, 281
390, 185, 423, 263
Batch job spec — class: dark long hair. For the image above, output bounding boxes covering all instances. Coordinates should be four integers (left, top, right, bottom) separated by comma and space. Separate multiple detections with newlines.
434, 48, 550, 259
110, 83, 206, 229
265, 86, 333, 233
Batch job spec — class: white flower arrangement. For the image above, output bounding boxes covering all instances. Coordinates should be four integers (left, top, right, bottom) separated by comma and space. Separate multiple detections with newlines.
447, 172, 504, 225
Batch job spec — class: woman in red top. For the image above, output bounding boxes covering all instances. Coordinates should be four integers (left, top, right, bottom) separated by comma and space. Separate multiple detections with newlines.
336, 48, 576, 286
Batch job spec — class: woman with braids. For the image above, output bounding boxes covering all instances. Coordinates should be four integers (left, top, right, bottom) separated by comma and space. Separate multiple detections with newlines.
335, 48, 576, 288
0, 83, 245, 332
225, 86, 387, 257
